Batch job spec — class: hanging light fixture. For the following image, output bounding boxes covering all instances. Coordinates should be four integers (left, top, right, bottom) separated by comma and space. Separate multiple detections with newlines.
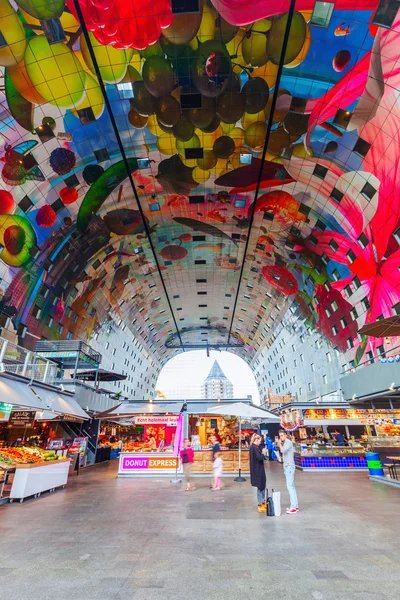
385, 337, 391, 344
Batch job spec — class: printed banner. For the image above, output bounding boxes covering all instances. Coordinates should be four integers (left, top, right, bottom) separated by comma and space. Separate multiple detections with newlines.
135, 415, 179, 426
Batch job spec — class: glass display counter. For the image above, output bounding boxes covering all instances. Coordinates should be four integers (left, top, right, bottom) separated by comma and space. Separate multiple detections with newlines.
294, 443, 367, 471
367, 436, 400, 462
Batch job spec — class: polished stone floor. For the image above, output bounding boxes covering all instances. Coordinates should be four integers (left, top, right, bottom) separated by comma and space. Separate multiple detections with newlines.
0, 462, 399, 600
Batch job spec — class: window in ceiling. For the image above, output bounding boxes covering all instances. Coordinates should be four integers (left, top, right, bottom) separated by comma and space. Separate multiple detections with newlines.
51, 198, 63, 214
176, 307, 182, 311
197, 291, 207, 295
224, 306, 229, 310
199, 317, 207, 320
298, 203, 311, 217
244, 294, 250, 299
358, 232, 370, 249
353, 137, 371, 159
361, 181, 377, 201
392, 302, 400, 315
185, 148, 204, 160
232, 233, 241, 240
333, 109, 352, 129
164, 260, 172, 266
241, 307, 247, 311
313, 164, 328, 179
310, 1, 335, 27
180, 93, 202, 109
251, 267, 259, 273
193, 235, 206, 241
372, 0, 400, 29
171, 0, 200, 14
196, 278, 207, 283
64, 174, 79, 189
309, 234, 318, 246
279, 146, 292, 160
41, 18, 66, 43
198, 304, 207, 307
35, 122, 56, 143
229, 258, 237, 264
0, 31, 7, 48
235, 198, 246, 208
346, 249, 356, 263
117, 82, 134, 99
195, 259, 206, 264
330, 187, 344, 204
315, 219, 326, 232
350, 307, 358, 320
240, 153, 252, 165
263, 211, 274, 221
94, 148, 110, 162
353, 275, 361, 289
225, 293, 231, 297
362, 296, 371, 310
77, 107, 96, 125
18, 195, 33, 213
149, 202, 160, 211
329, 238, 339, 252
148, 282, 156, 288
290, 96, 307, 113
179, 318, 185, 321
256, 243, 266, 251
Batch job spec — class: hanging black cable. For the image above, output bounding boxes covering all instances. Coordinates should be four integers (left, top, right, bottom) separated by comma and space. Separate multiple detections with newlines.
72, 0, 183, 348
227, 0, 297, 348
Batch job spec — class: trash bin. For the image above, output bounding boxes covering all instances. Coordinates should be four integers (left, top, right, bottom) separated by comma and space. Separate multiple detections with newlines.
366, 452, 384, 477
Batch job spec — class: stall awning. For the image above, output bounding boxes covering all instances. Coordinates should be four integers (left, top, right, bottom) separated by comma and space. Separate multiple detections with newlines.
32, 386, 89, 420
0, 376, 48, 411
96, 403, 183, 419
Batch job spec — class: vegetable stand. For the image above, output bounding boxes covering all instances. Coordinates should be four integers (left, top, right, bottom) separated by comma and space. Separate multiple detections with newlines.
9, 459, 70, 503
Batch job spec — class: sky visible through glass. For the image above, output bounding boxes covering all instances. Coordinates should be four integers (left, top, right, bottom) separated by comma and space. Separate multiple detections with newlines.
155, 350, 260, 403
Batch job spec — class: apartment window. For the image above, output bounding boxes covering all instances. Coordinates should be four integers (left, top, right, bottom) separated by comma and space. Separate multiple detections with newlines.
311, 363, 315, 372
347, 337, 354, 350
299, 387, 302, 396
344, 285, 352, 298
308, 382, 312, 391
325, 307, 332, 318
323, 374, 327, 385
329, 239, 339, 253
294, 359, 297, 367
332, 325, 338, 335
331, 301, 338, 312
340, 317, 348, 328
350, 307, 358, 320
300, 354, 304, 363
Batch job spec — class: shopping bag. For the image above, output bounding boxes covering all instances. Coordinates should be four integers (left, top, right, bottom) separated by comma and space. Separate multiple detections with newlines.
266, 488, 275, 517
272, 490, 281, 517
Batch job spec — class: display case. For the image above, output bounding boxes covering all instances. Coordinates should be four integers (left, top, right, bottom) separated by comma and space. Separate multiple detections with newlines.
367, 436, 400, 462
192, 450, 250, 474
294, 443, 367, 471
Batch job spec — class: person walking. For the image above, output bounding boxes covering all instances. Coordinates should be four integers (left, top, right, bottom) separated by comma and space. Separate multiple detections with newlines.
212, 451, 223, 490
249, 434, 267, 512
209, 434, 221, 488
277, 429, 299, 514
180, 439, 196, 491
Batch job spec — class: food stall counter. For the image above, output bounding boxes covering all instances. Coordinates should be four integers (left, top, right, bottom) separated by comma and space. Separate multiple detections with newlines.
118, 452, 182, 477
9, 458, 71, 502
193, 449, 250, 474
294, 443, 367, 471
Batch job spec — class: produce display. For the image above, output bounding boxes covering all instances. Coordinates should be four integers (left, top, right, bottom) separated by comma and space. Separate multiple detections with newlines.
0, 447, 59, 466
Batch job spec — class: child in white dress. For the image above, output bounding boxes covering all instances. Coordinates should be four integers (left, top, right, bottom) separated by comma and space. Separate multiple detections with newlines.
213, 451, 223, 490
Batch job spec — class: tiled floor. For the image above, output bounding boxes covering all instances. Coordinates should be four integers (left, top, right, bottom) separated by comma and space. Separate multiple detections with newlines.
0, 462, 399, 600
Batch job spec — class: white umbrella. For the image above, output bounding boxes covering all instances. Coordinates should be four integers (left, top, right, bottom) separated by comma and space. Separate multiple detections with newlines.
206, 402, 280, 482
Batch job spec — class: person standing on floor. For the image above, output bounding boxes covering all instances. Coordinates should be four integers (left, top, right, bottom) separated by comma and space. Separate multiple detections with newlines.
266, 435, 273, 461
249, 434, 267, 512
212, 451, 223, 490
180, 439, 196, 491
277, 429, 299, 514
209, 434, 221, 488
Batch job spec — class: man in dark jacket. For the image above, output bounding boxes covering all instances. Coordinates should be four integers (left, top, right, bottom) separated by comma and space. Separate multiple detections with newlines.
250, 434, 267, 512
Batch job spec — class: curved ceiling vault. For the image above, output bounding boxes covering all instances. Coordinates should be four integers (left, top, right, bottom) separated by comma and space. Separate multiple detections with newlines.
0, 0, 399, 372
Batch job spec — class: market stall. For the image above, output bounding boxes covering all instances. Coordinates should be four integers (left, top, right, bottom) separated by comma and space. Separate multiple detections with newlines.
0, 447, 70, 502
294, 443, 367, 471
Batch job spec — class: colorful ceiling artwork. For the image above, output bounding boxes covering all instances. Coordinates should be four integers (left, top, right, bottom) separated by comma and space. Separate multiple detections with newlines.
0, 0, 399, 370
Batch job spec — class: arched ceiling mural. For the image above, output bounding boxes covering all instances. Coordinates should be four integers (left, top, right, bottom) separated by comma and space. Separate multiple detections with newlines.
0, 0, 399, 369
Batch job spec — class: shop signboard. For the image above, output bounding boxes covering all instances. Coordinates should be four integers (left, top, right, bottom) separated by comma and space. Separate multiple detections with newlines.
8, 410, 36, 427
119, 454, 180, 474
0, 402, 12, 422
302, 408, 400, 421
135, 415, 179, 427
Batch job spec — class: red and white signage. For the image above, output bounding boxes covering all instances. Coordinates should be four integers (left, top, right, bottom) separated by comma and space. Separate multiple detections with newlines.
135, 415, 179, 426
